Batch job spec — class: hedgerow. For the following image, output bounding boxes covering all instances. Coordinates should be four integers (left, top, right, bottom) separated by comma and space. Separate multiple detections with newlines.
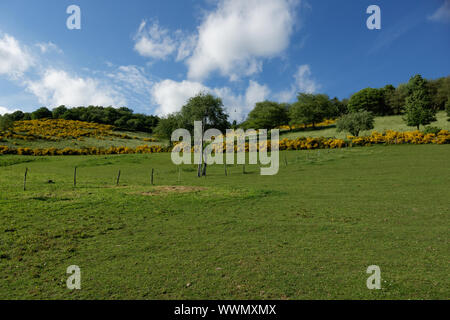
1, 130, 448, 156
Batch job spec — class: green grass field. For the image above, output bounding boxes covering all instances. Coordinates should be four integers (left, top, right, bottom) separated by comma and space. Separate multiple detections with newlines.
0, 129, 165, 150
1, 144, 449, 299
280, 111, 450, 140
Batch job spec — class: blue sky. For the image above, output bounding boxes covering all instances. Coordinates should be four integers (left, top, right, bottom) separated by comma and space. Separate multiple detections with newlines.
0, 0, 449, 121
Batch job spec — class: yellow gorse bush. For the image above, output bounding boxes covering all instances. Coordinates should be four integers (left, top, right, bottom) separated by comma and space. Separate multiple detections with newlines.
347, 130, 450, 146
0, 145, 170, 156
0, 128, 448, 156
277, 119, 336, 130
0, 119, 158, 142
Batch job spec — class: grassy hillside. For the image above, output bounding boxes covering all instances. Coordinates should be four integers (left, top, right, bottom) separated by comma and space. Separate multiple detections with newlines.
0, 119, 167, 149
1, 114, 449, 151
281, 111, 450, 140
0, 145, 449, 299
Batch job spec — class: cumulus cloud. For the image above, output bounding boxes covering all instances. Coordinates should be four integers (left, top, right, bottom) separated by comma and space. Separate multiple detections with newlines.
0, 106, 18, 115
0, 33, 34, 79
245, 80, 270, 105
134, 20, 177, 59
275, 64, 320, 102
25, 69, 125, 107
186, 0, 298, 81
1, 33, 150, 111
151, 79, 207, 115
428, 0, 450, 23
151, 78, 270, 120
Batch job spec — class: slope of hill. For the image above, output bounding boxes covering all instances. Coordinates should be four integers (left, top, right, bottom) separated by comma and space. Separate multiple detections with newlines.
0, 119, 166, 149
280, 111, 450, 139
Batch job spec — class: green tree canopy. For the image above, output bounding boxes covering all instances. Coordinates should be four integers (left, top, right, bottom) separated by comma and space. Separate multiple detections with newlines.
428, 76, 450, 111
179, 92, 230, 134
52, 105, 159, 132
31, 107, 53, 119
347, 87, 388, 116
289, 93, 332, 127
329, 97, 348, 117
0, 115, 14, 132
52, 105, 68, 119
403, 75, 436, 130
336, 111, 375, 137
154, 112, 183, 142
245, 101, 289, 129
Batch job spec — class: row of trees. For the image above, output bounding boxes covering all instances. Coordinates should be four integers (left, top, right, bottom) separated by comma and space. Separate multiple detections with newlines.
0, 106, 159, 133
242, 95, 346, 130
1, 75, 448, 135
349, 76, 449, 116
239, 75, 449, 135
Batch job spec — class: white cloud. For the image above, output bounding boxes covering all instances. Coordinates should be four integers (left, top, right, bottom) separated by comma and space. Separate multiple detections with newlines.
186, 0, 298, 81
175, 33, 197, 62
35, 42, 63, 54
216, 81, 270, 121
106, 65, 156, 111
245, 80, 270, 106
294, 64, 319, 94
134, 20, 177, 59
151, 79, 207, 115
25, 69, 125, 107
151, 78, 269, 121
275, 64, 320, 102
0, 106, 18, 115
109, 65, 153, 96
428, 0, 450, 23
0, 33, 33, 79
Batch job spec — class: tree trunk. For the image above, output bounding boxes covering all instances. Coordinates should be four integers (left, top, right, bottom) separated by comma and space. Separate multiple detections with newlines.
202, 149, 207, 176
197, 120, 204, 177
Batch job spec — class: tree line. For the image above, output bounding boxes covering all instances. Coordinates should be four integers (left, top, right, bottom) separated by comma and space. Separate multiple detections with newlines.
154, 74, 449, 139
0, 105, 159, 133
1, 74, 449, 136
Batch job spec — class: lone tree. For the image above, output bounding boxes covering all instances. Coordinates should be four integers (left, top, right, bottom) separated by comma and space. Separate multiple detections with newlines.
336, 111, 374, 137
179, 92, 230, 135
289, 93, 332, 128
181, 93, 229, 177
403, 75, 436, 130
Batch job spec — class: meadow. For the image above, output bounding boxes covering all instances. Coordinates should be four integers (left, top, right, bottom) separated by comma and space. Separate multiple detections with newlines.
0, 144, 449, 299
280, 111, 450, 139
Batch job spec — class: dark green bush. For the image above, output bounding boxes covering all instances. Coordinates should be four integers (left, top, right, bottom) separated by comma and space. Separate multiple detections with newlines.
336, 111, 375, 137
423, 126, 442, 135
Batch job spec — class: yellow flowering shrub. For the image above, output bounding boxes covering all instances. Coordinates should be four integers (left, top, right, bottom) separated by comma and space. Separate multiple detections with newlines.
278, 119, 336, 130
1, 129, 448, 156
0, 119, 157, 143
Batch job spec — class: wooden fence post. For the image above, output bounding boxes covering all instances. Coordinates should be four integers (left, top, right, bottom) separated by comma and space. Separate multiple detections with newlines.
74, 167, 77, 187
23, 168, 28, 191
116, 170, 121, 186
151, 168, 154, 185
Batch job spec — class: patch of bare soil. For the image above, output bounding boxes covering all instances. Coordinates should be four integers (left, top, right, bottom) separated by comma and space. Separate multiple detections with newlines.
141, 185, 207, 196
